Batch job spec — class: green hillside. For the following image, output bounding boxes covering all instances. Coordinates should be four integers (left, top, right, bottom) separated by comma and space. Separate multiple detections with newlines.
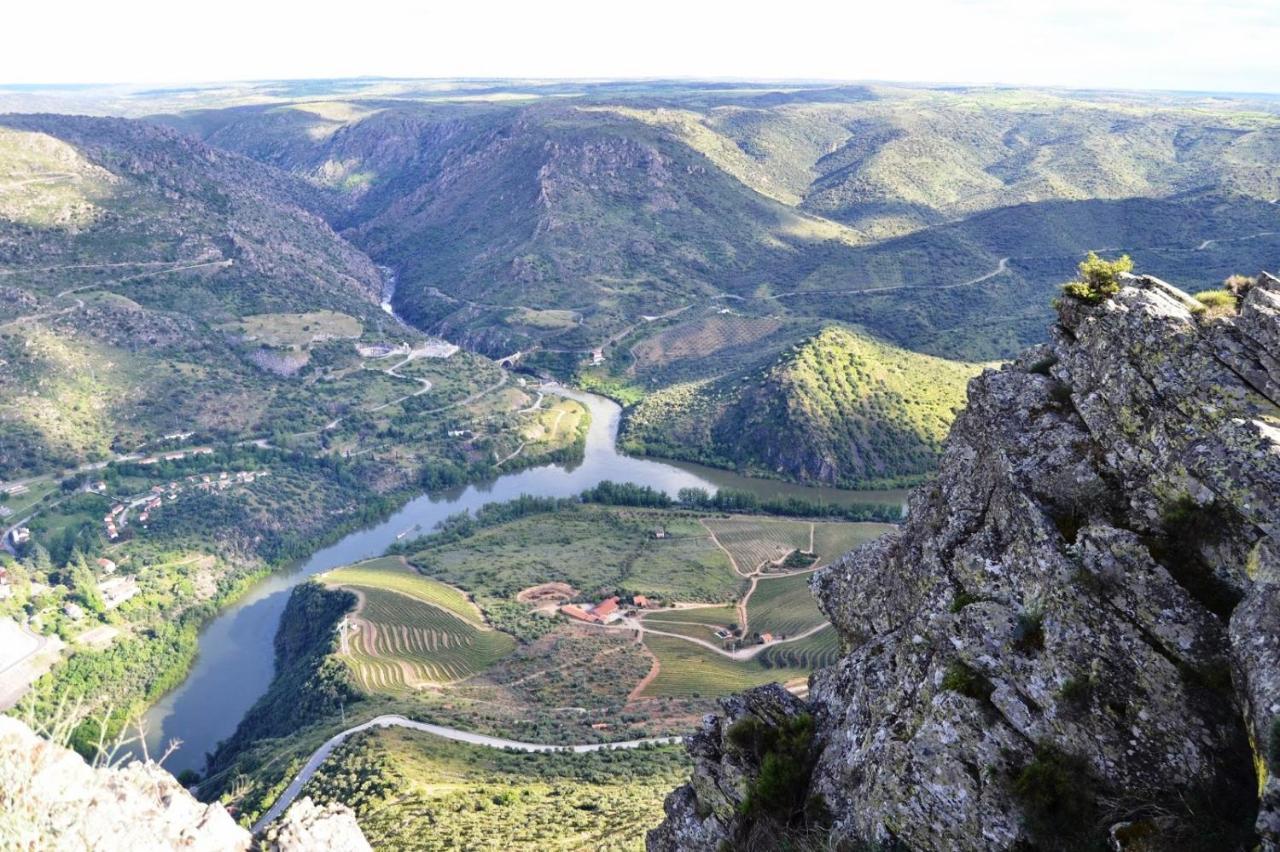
146, 82, 1280, 367
620, 325, 982, 488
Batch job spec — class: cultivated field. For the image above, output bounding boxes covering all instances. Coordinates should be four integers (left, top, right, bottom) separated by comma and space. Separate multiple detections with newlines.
639, 634, 810, 698
757, 625, 841, 671
324, 557, 515, 692
811, 521, 895, 564
641, 605, 739, 641
227, 310, 362, 347
702, 517, 814, 572
629, 314, 784, 371
344, 586, 515, 691
747, 572, 827, 637
326, 557, 484, 623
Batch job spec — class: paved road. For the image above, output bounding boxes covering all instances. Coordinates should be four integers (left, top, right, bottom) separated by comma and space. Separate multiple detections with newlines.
251, 714, 681, 833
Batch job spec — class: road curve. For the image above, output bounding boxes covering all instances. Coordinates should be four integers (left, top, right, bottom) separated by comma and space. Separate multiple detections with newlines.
251, 714, 681, 833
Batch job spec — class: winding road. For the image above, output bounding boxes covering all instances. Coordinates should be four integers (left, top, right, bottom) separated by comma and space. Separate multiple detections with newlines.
250, 714, 681, 833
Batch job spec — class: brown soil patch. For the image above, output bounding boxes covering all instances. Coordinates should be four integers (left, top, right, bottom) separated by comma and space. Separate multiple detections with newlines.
516, 582, 577, 604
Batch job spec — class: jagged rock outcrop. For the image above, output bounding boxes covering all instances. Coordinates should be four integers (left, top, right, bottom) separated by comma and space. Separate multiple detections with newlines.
0, 715, 368, 851
651, 273, 1280, 851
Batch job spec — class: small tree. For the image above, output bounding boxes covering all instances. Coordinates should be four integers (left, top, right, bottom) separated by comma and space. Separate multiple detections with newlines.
1062, 252, 1133, 305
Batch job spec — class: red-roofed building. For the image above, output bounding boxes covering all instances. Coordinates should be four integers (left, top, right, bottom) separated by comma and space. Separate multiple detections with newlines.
592, 597, 620, 622
632, 595, 652, 609
560, 604, 594, 623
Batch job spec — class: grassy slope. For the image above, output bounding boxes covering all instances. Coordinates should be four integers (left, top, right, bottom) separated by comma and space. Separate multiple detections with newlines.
621, 325, 983, 488
300, 727, 690, 852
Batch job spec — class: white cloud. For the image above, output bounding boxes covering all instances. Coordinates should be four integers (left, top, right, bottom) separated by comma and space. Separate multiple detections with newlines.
3, 0, 1278, 93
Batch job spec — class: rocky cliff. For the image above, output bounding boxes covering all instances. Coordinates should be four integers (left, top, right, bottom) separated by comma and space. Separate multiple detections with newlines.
0, 715, 369, 851
650, 273, 1280, 851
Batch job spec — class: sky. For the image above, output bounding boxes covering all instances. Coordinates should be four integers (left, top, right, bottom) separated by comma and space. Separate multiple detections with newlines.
4, 0, 1279, 93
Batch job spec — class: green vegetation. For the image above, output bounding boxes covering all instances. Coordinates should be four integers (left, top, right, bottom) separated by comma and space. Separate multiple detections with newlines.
1009, 743, 1100, 850
406, 504, 742, 603
1061, 252, 1133, 305
941, 661, 994, 703
747, 574, 827, 638
325, 558, 482, 624
621, 326, 981, 488
727, 713, 819, 824
299, 727, 690, 851
1193, 289, 1238, 318
640, 635, 811, 698
1011, 610, 1045, 653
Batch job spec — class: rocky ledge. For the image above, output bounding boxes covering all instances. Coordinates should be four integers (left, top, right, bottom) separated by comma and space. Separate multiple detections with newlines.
650, 273, 1280, 851
0, 714, 369, 851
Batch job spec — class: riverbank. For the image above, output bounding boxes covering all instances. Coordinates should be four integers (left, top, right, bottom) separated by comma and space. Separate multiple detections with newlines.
137, 386, 905, 776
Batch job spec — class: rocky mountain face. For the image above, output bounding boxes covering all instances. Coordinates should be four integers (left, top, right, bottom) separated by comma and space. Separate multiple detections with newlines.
0, 714, 369, 851
650, 273, 1280, 850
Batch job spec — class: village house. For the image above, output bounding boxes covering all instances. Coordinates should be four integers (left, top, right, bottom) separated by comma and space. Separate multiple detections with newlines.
759, 632, 774, 644
10, 527, 30, 546
95, 558, 117, 574
632, 594, 652, 609
64, 602, 84, 620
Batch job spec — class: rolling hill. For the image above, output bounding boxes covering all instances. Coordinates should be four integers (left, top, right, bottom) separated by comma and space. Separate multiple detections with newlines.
619, 325, 982, 488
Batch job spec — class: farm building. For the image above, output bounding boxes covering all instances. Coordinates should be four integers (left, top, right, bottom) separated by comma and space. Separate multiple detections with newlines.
591, 597, 621, 623
560, 604, 595, 623
632, 595, 652, 609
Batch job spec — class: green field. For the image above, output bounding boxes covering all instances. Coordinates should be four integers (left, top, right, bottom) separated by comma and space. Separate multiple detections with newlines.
410, 507, 740, 601
324, 557, 515, 691
747, 572, 827, 638
641, 605, 739, 641
812, 521, 895, 565
757, 625, 842, 671
640, 634, 812, 698
344, 586, 516, 690
702, 517, 815, 572
325, 557, 484, 624
300, 727, 690, 852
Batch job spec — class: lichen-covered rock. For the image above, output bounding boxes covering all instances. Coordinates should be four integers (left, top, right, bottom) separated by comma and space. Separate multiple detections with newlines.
651, 274, 1280, 851
647, 684, 811, 851
262, 797, 370, 852
0, 715, 370, 851
0, 714, 249, 851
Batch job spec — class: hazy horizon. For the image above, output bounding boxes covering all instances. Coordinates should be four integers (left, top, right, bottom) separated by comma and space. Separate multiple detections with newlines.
6, 0, 1279, 94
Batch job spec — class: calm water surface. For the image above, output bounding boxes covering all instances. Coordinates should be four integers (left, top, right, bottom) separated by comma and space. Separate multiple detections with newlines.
142, 386, 906, 773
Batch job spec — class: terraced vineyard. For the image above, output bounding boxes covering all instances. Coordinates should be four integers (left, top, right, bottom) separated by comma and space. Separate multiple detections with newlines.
639, 634, 810, 698
757, 625, 841, 671
703, 517, 814, 572
747, 572, 826, 637
324, 558, 516, 692
344, 587, 516, 691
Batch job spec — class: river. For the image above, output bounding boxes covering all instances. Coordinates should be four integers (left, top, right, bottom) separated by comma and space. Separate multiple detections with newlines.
140, 386, 906, 775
